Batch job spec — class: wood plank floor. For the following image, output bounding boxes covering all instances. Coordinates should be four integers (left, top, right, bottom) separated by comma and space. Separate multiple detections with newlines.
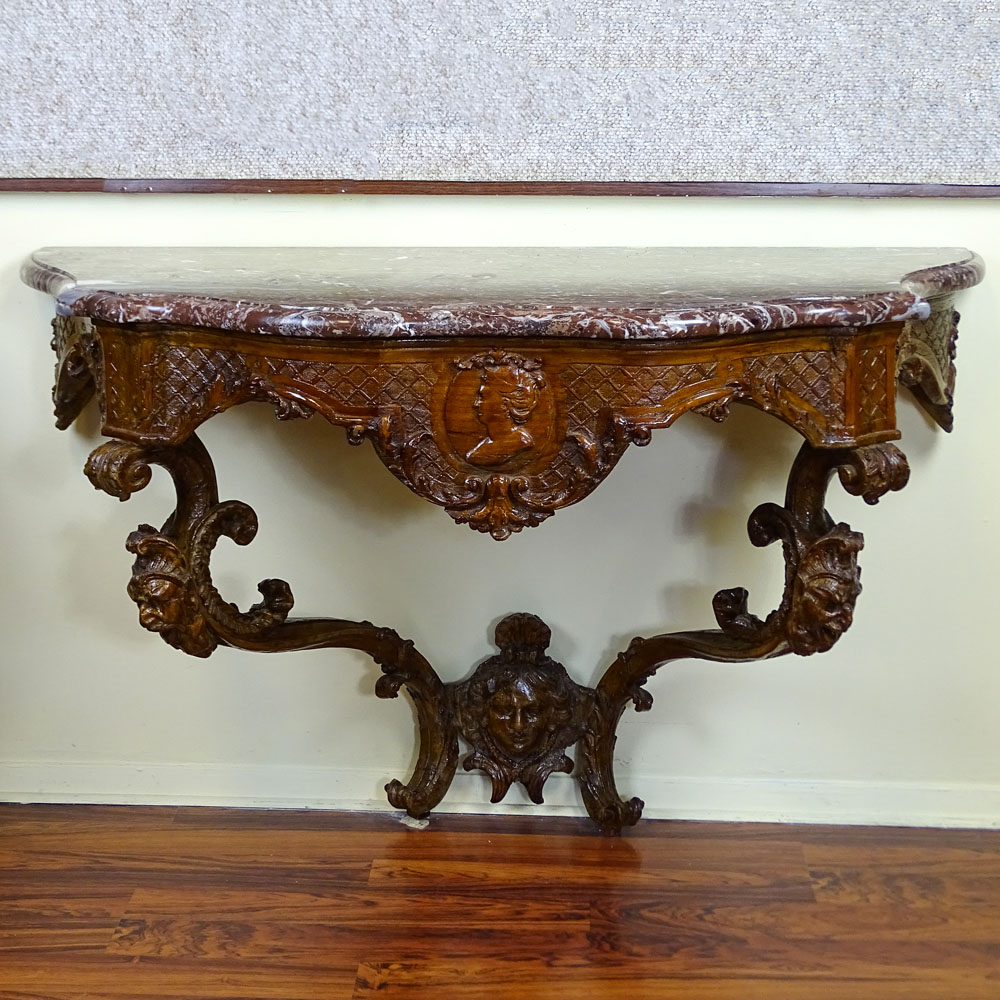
1, 805, 999, 999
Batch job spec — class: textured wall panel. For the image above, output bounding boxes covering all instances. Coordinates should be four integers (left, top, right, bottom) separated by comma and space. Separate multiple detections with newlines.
1, 1, 998, 182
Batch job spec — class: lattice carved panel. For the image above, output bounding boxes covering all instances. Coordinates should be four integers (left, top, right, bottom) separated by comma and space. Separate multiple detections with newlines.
74, 325, 903, 538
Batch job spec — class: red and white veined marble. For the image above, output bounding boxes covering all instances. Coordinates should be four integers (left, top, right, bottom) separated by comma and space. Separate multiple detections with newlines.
23, 246, 984, 341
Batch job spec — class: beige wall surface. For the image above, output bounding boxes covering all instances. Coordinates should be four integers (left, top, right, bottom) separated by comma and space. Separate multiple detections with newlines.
1, 193, 998, 827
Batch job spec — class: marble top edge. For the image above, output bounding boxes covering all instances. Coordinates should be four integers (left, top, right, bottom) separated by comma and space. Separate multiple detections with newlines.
22, 247, 983, 341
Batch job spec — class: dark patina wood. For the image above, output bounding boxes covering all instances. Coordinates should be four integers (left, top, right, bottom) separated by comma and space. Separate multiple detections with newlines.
26, 246, 982, 833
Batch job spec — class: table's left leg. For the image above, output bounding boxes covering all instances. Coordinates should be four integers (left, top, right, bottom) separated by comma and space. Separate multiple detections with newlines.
84, 433, 461, 817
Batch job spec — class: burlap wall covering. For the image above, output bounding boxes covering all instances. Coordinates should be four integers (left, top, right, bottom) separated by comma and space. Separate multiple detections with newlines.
1, 1, 997, 182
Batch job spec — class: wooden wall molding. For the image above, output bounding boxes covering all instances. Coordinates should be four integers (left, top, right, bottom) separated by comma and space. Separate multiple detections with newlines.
3, 179, 1000, 197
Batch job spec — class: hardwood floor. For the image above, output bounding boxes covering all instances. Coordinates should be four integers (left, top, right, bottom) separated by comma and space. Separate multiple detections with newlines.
1, 805, 999, 999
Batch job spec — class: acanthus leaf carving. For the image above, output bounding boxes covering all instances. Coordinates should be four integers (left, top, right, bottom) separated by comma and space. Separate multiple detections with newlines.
248, 375, 316, 421
448, 475, 552, 540
692, 396, 734, 423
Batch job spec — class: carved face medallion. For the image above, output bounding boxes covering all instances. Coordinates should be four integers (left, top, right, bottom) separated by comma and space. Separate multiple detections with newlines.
484, 674, 557, 759
789, 572, 862, 654
126, 524, 218, 658
787, 525, 863, 655
444, 352, 555, 469
131, 575, 186, 631
454, 613, 593, 804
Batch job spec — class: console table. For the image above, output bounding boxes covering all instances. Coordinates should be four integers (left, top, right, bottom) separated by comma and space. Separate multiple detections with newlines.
24, 246, 983, 834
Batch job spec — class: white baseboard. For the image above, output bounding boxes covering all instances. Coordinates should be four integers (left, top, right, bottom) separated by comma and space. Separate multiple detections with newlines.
2, 761, 998, 829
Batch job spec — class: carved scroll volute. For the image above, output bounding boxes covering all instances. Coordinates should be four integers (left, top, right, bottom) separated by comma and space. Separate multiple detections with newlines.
837, 440, 911, 505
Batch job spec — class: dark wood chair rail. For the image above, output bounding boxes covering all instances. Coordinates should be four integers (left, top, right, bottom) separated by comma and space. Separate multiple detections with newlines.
4, 178, 1000, 196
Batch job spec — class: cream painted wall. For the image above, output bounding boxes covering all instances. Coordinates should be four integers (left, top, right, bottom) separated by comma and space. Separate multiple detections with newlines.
1, 193, 998, 826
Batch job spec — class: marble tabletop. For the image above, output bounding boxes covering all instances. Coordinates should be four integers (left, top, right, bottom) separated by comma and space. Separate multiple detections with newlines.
23, 247, 984, 341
